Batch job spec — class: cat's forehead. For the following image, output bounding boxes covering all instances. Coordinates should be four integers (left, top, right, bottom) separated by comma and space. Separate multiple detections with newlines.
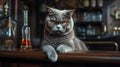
47, 7, 74, 18
56, 10, 66, 14
49, 8, 67, 14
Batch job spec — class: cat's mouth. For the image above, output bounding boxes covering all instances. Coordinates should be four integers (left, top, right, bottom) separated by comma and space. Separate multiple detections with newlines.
53, 30, 62, 35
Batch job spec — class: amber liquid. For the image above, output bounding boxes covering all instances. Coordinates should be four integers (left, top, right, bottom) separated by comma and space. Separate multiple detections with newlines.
21, 39, 32, 50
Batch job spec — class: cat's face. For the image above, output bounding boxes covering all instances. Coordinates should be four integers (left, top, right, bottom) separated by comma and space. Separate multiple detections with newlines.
45, 7, 74, 36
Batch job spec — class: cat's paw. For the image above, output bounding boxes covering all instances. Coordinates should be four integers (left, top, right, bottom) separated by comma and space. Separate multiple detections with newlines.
47, 50, 58, 62
43, 45, 58, 62
57, 45, 73, 53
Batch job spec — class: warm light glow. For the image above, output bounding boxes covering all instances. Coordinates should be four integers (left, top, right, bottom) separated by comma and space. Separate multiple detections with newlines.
114, 27, 117, 30
118, 27, 120, 30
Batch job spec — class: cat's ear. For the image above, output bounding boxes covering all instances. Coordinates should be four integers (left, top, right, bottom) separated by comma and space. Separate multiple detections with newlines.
46, 6, 52, 12
66, 10, 75, 17
46, 6, 54, 15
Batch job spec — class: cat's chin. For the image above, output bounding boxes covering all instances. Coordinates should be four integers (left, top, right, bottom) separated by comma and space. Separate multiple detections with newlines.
55, 31, 62, 34
51, 33, 64, 36
51, 31, 71, 36
52, 33, 63, 36
52, 31, 63, 35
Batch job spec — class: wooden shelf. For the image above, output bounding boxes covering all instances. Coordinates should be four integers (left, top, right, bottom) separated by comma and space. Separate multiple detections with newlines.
75, 21, 103, 26
76, 7, 102, 12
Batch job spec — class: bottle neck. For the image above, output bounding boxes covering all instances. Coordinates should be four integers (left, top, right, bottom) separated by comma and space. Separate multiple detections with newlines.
8, 16, 12, 27
24, 10, 28, 26
7, 16, 13, 37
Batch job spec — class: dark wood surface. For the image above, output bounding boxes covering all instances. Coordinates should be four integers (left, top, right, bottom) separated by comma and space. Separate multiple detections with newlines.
0, 49, 120, 64
0, 49, 120, 67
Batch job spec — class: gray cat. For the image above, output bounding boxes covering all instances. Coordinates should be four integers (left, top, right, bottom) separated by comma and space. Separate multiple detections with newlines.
41, 7, 88, 62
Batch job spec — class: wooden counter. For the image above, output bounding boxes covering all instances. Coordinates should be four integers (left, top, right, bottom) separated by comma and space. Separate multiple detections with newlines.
0, 50, 120, 67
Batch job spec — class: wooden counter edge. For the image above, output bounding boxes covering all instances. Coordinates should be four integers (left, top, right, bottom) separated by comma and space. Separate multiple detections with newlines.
0, 50, 119, 63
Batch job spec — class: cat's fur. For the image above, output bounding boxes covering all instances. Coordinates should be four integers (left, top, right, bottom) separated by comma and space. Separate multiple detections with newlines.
41, 7, 88, 62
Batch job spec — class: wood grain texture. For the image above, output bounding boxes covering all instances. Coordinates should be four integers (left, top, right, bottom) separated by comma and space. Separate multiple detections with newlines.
0, 50, 119, 63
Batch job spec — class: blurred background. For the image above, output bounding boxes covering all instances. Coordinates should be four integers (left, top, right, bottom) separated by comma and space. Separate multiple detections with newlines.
0, 0, 120, 51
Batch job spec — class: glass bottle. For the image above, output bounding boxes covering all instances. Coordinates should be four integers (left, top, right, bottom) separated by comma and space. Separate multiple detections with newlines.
21, 6, 32, 50
3, 0, 16, 50
91, 0, 96, 8
83, 0, 89, 7
97, 11, 103, 22
97, 0, 103, 7
4, 16, 16, 50
86, 25, 95, 35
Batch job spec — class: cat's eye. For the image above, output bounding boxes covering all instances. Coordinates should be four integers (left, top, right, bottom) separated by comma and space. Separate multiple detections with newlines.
50, 20, 56, 24
62, 21, 67, 25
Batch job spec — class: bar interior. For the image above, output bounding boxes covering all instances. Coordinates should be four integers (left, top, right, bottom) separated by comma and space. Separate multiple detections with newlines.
0, 0, 120, 67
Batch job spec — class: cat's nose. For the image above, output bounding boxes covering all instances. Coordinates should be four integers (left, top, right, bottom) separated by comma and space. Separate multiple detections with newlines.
57, 26, 60, 29
56, 24, 61, 29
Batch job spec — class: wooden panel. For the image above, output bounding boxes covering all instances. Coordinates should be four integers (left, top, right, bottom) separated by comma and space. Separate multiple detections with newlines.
0, 50, 119, 67
0, 50, 119, 63
18, 63, 40, 67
